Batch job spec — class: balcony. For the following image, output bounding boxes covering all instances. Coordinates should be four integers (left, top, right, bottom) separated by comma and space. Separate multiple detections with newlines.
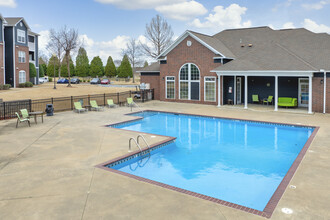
28, 42, 35, 51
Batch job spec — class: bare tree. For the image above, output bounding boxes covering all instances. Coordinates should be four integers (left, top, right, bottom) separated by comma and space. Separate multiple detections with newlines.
140, 14, 174, 58
47, 29, 64, 78
122, 38, 142, 83
59, 26, 79, 87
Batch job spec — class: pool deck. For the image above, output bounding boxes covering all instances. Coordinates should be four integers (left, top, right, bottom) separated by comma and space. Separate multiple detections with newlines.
0, 101, 329, 219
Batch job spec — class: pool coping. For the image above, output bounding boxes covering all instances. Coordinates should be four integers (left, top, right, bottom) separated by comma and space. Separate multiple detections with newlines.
96, 110, 319, 219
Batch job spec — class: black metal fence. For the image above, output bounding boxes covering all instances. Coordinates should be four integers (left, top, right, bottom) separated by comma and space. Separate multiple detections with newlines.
0, 89, 154, 120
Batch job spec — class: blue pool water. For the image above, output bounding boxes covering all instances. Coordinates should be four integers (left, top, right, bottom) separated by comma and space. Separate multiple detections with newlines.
108, 111, 313, 211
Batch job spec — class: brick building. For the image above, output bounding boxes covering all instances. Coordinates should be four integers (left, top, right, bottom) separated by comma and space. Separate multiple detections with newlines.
0, 15, 39, 88
139, 27, 330, 114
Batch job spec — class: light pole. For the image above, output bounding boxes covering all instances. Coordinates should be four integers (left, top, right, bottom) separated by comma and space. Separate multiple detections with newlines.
53, 54, 56, 89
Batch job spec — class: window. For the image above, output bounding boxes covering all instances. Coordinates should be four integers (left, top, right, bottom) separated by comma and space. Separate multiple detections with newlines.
17, 29, 26, 43
179, 63, 200, 100
166, 76, 175, 99
18, 51, 26, 63
28, 35, 35, 43
19, 71, 26, 83
204, 77, 216, 102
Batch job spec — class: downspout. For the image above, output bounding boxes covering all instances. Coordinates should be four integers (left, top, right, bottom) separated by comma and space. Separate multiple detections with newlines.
13, 27, 15, 88
323, 70, 326, 114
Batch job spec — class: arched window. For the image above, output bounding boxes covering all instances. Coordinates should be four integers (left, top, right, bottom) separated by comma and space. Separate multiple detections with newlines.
179, 63, 200, 100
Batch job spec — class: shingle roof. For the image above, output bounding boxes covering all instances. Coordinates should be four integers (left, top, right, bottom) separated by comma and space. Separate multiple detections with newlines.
213, 26, 330, 71
138, 62, 160, 72
189, 31, 235, 58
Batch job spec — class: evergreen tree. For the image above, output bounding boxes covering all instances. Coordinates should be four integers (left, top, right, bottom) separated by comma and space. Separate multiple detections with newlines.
60, 57, 75, 77
143, 61, 149, 67
75, 47, 89, 77
40, 64, 47, 76
104, 56, 116, 77
47, 55, 59, 77
118, 54, 132, 78
89, 56, 104, 77
39, 64, 45, 77
29, 63, 37, 78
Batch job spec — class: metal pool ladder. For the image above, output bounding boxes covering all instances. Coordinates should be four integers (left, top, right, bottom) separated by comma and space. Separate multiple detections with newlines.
128, 134, 150, 152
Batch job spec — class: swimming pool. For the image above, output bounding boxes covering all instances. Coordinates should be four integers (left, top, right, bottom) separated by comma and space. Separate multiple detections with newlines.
100, 111, 316, 217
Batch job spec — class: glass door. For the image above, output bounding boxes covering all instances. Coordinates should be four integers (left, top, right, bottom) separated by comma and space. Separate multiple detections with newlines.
298, 78, 309, 107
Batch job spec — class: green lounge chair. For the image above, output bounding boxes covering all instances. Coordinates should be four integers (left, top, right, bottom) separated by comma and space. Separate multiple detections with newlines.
278, 97, 298, 107
90, 100, 103, 111
20, 109, 30, 119
107, 99, 117, 108
263, 96, 273, 105
127, 97, 135, 107
252, 95, 259, 103
15, 112, 30, 128
74, 102, 88, 113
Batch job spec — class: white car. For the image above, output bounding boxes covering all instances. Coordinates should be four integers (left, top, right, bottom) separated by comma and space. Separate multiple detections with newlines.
39, 77, 49, 83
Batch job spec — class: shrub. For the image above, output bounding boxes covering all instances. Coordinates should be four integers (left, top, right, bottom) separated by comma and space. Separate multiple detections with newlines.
25, 82, 33, 87
19, 83, 26, 88
0, 84, 11, 90
29, 63, 37, 78
48, 77, 53, 82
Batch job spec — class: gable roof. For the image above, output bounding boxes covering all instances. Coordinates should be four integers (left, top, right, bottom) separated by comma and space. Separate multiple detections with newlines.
4, 17, 30, 30
137, 62, 160, 72
156, 30, 235, 59
0, 14, 6, 23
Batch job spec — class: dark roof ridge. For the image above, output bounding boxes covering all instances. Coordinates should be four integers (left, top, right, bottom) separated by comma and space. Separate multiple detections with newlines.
221, 26, 272, 32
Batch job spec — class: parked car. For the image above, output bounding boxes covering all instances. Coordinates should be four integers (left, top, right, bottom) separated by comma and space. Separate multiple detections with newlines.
70, 78, 80, 84
90, 78, 101, 84
39, 76, 49, 83
100, 79, 110, 84
57, 78, 69, 84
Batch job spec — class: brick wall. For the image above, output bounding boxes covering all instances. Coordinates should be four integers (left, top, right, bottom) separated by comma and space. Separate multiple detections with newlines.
140, 74, 160, 100
159, 36, 221, 105
0, 44, 3, 85
15, 45, 29, 87
312, 76, 330, 113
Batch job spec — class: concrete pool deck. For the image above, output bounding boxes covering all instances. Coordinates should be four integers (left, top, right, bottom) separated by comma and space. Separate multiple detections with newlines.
0, 101, 329, 219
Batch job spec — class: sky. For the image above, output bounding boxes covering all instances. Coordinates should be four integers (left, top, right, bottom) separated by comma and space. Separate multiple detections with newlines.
1, 0, 330, 64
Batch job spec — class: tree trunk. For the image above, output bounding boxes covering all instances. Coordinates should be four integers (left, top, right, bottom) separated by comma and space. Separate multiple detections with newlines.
66, 53, 71, 87
58, 60, 61, 78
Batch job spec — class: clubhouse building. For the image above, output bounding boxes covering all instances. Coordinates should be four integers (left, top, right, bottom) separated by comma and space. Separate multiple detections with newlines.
139, 26, 330, 114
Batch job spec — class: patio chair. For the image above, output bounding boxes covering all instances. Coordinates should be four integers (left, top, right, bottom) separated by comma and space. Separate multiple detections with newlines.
263, 96, 273, 105
15, 112, 30, 128
20, 109, 30, 119
252, 95, 259, 103
107, 99, 117, 108
127, 97, 135, 107
90, 100, 103, 111
74, 102, 88, 113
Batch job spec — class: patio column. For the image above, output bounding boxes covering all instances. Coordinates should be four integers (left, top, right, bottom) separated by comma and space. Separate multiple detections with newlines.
217, 74, 221, 107
244, 75, 248, 109
234, 75, 236, 105
308, 75, 313, 114
274, 76, 278, 111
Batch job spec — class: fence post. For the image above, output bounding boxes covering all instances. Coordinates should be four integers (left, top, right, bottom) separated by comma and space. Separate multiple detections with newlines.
71, 96, 73, 110
117, 92, 119, 105
3, 102, 5, 120
88, 95, 90, 105
29, 99, 32, 112
104, 93, 106, 106
142, 90, 145, 103
51, 98, 54, 104
129, 90, 132, 98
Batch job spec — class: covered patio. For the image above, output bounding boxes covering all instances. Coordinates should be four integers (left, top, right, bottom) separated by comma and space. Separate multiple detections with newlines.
215, 71, 313, 114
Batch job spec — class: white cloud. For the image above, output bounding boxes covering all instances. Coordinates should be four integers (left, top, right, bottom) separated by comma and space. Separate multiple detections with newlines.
155, 1, 207, 21
272, 0, 296, 12
302, 0, 330, 10
39, 30, 147, 64
32, 24, 42, 28
302, 18, 330, 33
0, 0, 16, 8
190, 4, 251, 31
282, 22, 296, 29
95, 0, 185, 10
